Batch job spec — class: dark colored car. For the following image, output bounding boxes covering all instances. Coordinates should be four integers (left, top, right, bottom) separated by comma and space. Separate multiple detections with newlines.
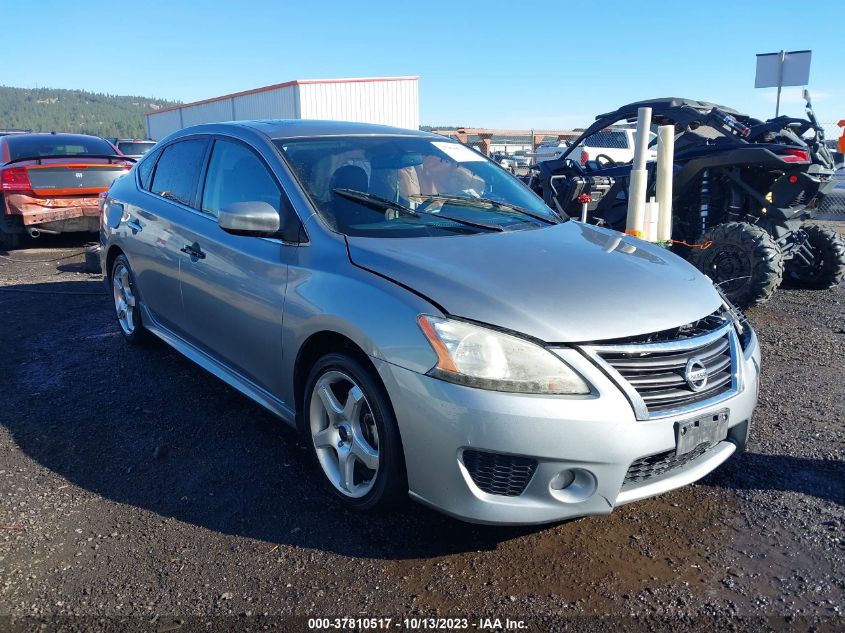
529, 98, 843, 307
110, 139, 157, 161
0, 133, 134, 249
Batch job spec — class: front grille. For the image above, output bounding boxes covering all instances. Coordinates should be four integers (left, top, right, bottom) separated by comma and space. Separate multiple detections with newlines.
622, 443, 711, 489
587, 319, 738, 419
462, 450, 537, 496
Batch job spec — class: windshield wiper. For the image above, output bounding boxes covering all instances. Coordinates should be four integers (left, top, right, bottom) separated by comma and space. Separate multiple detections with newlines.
413, 194, 560, 225
332, 188, 504, 232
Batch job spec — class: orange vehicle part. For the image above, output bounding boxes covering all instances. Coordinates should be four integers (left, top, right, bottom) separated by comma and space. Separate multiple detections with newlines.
838, 119, 845, 153
4, 193, 99, 227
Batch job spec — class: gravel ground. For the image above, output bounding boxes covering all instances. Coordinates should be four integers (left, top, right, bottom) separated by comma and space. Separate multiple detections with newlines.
0, 224, 843, 633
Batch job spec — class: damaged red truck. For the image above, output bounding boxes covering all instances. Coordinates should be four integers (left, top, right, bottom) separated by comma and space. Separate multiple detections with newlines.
0, 133, 134, 249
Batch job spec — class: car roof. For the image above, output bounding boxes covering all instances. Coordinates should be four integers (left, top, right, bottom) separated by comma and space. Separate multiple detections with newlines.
219, 119, 436, 140
2, 132, 111, 143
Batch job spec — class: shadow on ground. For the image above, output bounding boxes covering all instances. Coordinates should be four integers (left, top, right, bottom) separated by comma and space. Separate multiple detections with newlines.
3, 277, 841, 562
706, 451, 845, 506
1, 279, 540, 560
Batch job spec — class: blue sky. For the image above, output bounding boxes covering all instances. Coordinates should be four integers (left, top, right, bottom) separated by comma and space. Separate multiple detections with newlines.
7, 0, 845, 133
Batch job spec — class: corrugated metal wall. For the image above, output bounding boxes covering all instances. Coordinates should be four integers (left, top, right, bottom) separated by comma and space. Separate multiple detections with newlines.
145, 78, 419, 140
180, 99, 235, 127
232, 86, 298, 120
146, 109, 182, 140
298, 79, 419, 129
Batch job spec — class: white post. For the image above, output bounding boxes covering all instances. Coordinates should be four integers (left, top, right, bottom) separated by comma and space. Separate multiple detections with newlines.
775, 50, 785, 117
626, 107, 652, 238
645, 197, 659, 242
631, 107, 652, 172
656, 124, 675, 242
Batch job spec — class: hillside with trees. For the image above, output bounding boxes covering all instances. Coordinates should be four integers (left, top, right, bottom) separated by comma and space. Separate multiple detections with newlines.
0, 86, 179, 138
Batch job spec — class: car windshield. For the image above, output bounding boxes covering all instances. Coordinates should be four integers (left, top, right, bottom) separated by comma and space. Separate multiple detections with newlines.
6, 135, 116, 161
117, 141, 155, 156
274, 136, 560, 237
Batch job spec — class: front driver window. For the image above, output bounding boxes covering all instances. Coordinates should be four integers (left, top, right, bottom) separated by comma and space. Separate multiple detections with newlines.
201, 139, 281, 218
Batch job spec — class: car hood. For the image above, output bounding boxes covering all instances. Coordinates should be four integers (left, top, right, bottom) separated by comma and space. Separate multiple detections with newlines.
346, 222, 722, 343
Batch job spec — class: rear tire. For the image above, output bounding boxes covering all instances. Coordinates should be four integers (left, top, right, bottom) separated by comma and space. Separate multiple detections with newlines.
110, 255, 153, 346
688, 222, 783, 308
783, 225, 845, 289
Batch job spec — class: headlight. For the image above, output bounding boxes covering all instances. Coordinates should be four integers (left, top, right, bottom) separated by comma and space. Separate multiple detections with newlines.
715, 288, 754, 351
417, 315, 591, 395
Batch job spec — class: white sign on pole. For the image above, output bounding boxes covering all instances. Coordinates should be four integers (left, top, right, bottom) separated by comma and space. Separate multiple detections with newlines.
755, 50, 812, 88
755, 50, 812, 117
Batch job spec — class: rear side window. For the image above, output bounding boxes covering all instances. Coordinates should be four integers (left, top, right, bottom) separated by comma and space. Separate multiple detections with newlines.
150, 139, 208, 207
137, 146, 162, 191
200, 139, 280, 218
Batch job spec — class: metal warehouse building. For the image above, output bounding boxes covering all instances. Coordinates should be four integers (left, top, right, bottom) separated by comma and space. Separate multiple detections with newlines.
145, 76, 420, 140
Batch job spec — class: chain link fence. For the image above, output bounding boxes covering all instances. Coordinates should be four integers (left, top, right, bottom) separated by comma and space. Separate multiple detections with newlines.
816, 169, 845, 219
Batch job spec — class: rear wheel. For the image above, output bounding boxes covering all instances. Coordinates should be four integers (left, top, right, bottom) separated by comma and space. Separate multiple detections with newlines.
110, 255, 152, 345
303, 353, 406, 511
783, 225, 845, 289
688, 222, 783, 308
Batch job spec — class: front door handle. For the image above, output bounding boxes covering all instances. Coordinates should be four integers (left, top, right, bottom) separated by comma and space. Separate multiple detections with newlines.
180, 242, 206, 260
126, 218, 142, 233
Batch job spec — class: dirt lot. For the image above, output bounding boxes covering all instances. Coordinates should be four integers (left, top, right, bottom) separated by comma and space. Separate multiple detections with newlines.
1, 224, 843, 633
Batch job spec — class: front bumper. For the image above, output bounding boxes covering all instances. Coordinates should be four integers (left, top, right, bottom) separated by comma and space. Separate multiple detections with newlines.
375, 332, 760, 525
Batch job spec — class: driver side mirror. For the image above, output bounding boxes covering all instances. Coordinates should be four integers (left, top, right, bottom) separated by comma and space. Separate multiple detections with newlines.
218, 201, 280, 237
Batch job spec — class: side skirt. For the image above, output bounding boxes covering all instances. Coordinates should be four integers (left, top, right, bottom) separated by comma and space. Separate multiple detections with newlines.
140, 304, 296, 427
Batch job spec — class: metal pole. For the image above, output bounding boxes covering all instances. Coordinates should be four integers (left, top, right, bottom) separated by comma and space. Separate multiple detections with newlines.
775, 50, 785, 117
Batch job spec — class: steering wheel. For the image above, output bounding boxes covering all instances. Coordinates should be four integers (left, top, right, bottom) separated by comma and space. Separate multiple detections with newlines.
594, 154, 617, 168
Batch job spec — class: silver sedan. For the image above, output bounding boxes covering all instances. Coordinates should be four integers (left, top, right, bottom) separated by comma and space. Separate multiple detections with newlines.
100, 120, 760, 525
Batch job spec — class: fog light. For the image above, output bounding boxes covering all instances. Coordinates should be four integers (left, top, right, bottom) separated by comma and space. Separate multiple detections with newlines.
549, 468, 597, 503
549, 470, 575, 490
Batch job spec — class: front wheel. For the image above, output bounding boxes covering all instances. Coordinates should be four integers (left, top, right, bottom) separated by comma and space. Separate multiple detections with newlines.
688, 222, 784, 308
783, 225, 845, 289
303, 353, 406, 511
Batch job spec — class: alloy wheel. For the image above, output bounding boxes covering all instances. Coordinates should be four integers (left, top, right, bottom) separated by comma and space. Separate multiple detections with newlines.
309, 370, 380, 498
112, 262, 136, 335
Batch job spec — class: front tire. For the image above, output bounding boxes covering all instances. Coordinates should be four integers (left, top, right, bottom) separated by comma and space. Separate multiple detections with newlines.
688, 222, 784, 308
302, 353, 406, 511
783, 225, 845, 289
110, 254, 152, 345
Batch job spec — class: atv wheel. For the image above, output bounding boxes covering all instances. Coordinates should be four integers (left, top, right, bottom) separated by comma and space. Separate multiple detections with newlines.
783, 225, 845, 289
688, 222, 784, 308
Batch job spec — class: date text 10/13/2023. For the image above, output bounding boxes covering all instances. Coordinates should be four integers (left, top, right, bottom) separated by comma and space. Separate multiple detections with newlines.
307, 617, 528, 630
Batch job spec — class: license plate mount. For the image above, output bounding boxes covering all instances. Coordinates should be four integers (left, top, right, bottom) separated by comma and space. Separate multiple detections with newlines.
674, 409, 729, 457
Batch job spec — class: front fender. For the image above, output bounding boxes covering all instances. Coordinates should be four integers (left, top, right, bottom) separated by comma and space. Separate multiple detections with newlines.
280, 247, 440, 406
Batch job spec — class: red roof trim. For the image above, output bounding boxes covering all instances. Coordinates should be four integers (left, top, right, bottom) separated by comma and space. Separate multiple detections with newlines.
145, 76, 420, 116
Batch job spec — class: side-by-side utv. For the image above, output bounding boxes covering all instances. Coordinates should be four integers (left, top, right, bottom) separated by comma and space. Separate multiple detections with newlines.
528, 97, 843, 308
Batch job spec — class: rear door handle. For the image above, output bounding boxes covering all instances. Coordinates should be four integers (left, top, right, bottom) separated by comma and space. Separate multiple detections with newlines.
180, 242, 206, 260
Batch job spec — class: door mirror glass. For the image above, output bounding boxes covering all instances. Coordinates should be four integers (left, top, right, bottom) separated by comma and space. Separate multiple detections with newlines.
218, 201, 280, 236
